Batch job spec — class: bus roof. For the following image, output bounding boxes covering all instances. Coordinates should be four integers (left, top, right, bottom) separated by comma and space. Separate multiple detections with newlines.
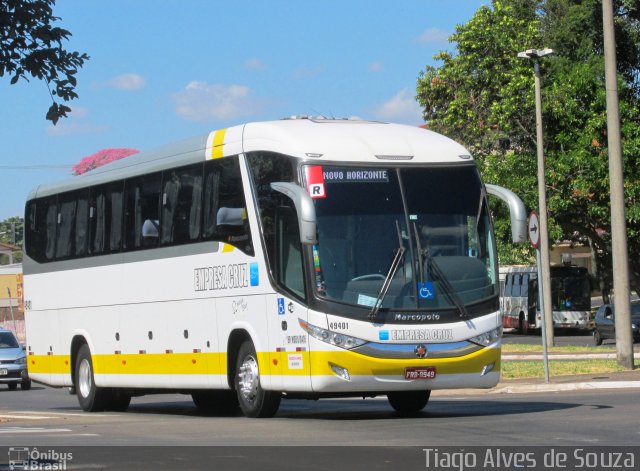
27, 117, 473, 200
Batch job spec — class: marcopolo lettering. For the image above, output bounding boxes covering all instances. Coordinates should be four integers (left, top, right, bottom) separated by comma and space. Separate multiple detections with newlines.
194, 263, 249, 291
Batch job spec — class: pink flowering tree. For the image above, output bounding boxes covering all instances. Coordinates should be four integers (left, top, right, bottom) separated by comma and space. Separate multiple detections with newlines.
72, 148, 139, 175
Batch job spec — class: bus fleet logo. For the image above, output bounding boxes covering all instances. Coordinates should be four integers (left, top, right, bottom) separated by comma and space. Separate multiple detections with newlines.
414, 344, 428, 358
194, 262, 259, 292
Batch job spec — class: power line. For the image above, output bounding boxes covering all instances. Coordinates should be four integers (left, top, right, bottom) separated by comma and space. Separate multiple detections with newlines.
0, 164, 74, 170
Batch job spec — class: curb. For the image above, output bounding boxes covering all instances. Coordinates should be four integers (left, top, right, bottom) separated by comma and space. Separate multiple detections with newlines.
490, 380, 640, 394
502, 353, 619, 360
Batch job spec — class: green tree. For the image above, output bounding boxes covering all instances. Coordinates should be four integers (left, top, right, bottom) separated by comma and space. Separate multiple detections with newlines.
0, 216, 23, 264
0, 0, 89, 124
417, 0, 640, 298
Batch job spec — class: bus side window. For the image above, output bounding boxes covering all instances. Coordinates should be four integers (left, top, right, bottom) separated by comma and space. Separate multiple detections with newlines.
161, 163, 203, 246
202, 156, 254, 255
276, 204, 305, 299
512, 274, 522, 297
25, 197, 57, 263
124, 173, 162, 250
521, 274, 529, 297
504, 274, 513, 297
89, 182, 124, 255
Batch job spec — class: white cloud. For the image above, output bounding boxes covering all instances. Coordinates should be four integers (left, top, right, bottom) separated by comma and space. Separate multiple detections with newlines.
245, 58, 267, 70
415, 27, 450, 44
173, 81, 265, 121
372, 89, 424, 125
108, 73, 146, 91
368, 61, 385, 72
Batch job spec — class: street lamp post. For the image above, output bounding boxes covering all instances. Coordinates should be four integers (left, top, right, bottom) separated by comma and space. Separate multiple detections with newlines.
518, 48, 555, 348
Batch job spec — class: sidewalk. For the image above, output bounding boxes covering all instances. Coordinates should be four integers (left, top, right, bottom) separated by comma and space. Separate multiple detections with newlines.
432, 354, 640, 396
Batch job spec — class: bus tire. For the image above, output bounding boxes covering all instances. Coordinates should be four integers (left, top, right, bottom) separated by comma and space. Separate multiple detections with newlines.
106, 391, 131, 412
75, 344, 111, 412
387, 390, 431, 415
234, 340, 281, 418
518, 313, 528, 335
20, 379, 32, 390
192, 390, 239, 416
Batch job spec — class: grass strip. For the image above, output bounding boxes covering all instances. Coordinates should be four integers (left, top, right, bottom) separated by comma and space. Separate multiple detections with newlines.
501, 359, 640, 379
502, 343, 618, 354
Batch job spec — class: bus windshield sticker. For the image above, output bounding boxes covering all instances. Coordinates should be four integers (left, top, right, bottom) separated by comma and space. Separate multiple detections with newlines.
323, 168, 390, 183
305, 165, 326, 199
357, 294, 378, 307
418, 281, 435, 300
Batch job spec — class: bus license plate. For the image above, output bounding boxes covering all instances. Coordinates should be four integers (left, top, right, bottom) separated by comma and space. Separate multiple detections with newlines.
405, 367, 436, 380
0, 369, 7, 376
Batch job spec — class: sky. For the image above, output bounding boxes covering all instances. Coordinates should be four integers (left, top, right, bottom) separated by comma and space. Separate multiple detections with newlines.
0, 0, 489, 220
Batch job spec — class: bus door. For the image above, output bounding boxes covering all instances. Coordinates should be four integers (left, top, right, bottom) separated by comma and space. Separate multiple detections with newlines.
266, 203, 310, 391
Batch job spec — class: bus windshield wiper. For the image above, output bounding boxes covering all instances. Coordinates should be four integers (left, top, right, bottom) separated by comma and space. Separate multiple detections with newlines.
412, 222, 468, 319
368, 221, 405, 320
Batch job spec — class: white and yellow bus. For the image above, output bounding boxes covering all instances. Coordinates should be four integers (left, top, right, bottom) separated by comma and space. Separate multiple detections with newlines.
23, 117, 526, 417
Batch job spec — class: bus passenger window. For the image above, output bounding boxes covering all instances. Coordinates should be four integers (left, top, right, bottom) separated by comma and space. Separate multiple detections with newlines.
124, 173, 161, 250
202, 157, 253, 255
89, 182, 124, 255
161, 164, 203, 246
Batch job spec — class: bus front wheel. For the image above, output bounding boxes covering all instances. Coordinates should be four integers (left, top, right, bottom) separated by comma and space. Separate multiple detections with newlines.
387, 390, 431, 415
234, 341, 281, 418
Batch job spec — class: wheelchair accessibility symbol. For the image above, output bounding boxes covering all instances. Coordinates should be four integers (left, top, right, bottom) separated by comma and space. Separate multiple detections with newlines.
418, 282, 435, 300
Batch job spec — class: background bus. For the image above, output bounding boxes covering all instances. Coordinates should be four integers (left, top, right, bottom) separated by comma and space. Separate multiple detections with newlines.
499, 265, 591, 334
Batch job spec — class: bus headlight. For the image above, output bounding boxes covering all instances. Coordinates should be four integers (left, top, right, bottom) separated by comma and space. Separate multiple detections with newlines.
469, 327, 502, 346
299, 319, 368, 350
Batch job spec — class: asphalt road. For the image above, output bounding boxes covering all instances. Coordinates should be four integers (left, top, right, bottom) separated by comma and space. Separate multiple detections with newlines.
1, 383, 639, 470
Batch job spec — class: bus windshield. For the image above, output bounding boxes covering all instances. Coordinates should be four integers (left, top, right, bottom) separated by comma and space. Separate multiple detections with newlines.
306, 165, 498, 312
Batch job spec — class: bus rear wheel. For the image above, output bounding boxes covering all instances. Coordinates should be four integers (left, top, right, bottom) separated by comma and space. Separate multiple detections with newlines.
234, 341, 281, 418
387, 390, 431, 415
75, 344, 123, 412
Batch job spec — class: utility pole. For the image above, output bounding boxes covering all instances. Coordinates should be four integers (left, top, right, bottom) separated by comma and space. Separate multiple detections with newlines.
602, 0, 634, 369
518, 48, 555, 347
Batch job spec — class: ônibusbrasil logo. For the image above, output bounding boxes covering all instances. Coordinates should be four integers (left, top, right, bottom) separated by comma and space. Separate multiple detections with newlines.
8, 447, 73, 470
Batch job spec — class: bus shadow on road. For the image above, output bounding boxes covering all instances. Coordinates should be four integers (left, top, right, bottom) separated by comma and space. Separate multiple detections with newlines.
274, 398, 583, 421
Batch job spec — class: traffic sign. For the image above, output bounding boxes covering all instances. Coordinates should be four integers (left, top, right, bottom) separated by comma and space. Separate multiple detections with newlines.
528, 210, 540, 249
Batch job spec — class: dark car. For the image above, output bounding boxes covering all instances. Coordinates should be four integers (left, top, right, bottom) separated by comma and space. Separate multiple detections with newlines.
0, 328, 31, 390
593, 301, 640, 346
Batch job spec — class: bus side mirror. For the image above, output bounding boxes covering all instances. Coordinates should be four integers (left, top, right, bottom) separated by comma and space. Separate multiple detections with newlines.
485, 184, 527, 244
270, 182, 317, 245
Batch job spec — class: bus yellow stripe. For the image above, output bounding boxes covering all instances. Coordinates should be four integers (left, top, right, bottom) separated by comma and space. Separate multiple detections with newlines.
211, 128, 227, 159
27, 347, 499, 378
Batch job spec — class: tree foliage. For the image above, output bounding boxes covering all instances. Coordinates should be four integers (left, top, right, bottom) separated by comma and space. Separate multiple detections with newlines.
0, 216, 23, 264
0, 0, 89, 124
417, 0, 640, 297
72, 148, 140, 175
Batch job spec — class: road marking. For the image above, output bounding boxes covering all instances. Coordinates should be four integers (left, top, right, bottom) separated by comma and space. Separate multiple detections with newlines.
15, 410, 119, 417
0, 427, 72, 434
0, 414, 55, 420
